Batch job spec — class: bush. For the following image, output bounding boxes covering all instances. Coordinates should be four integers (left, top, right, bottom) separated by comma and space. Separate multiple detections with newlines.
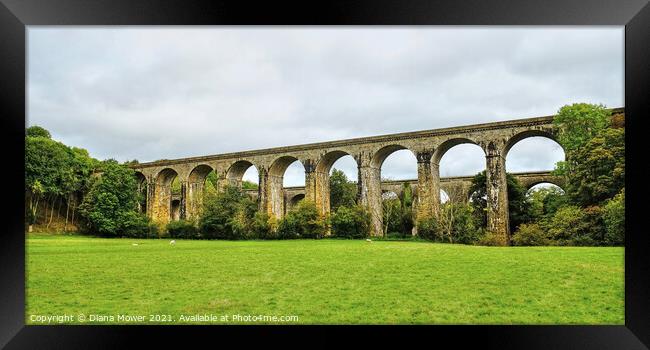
330, 205, 371, 239
166, 219, 198, 239
512, 223, 549, 246
118, 211, 158, 238
543, 205, 591, 246
78, 160, 142, 236
416, 216, 440, 241
603, 189, 625, 245
276, 200, 326, 239
478, 231, 507, 246
580, 205, 605, 245
198, 186, 251, 240
438, 203, 482, 244
250, 212, 275, 239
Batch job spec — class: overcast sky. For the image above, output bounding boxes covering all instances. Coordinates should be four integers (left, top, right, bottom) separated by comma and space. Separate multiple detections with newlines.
28, 27, 623, 186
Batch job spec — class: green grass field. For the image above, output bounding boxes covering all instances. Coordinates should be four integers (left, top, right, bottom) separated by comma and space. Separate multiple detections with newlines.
26, 235, 624, 325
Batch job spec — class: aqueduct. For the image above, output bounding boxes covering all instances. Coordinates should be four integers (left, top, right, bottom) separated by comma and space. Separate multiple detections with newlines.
130, 109, 622, 245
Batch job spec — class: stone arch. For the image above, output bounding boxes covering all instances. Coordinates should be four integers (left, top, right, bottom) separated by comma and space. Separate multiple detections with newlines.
505, 132, 565, 174
525, 180, 566, 193
226, 160, 258, 188
286, 193, 305, 213
152, 167, 179, 225
268, 155, 305, 218
186, 164, 214, 219
371, 144, 413, 169
155, 168, 178, 187
364, 145, 417, 236
433, 137, 483, 165
503, 129, 561, 158
313, 150, 358, 216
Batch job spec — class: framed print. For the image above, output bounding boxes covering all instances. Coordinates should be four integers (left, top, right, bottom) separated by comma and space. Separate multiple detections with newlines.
1, 0, 649, 348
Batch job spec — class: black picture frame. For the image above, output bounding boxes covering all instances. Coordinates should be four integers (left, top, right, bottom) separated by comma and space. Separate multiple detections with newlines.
1, 0, 648, 348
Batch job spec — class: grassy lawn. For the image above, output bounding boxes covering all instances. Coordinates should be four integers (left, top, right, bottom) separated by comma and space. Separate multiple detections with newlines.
26, 234, 624, 325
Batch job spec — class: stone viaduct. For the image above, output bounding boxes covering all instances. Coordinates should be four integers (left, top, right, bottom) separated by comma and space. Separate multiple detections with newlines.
129, 110, 605, 245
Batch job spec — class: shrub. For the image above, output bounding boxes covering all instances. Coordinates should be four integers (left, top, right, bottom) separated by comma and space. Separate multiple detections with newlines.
543, 205, 590, 246
250, 212, 275, 239
580, 205, 605, 245
512, 223, 549, 246
437, 203, 482, 244
603, 188, 625, 245
478, 231, 508, 246
416, 216, 440, 241
198, 186, 250, 240
399, 208, 415, 237
118, 211, 157, 238
166, 219, 198, 239
330, 205, 371, 239
78, 160, 142, 236
276, 200, 326, 239
382, 197, 403, 236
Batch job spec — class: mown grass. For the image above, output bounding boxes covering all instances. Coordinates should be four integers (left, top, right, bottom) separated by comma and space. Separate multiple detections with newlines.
26, 235, 624, 325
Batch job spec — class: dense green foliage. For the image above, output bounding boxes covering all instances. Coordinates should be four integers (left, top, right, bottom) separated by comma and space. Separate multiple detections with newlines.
329, 168, 357, 211
249, 211, 275, 239
566, 128, 624, 207
330, 205, 371, 238
512, 223, 550, 246
27, 235, 624, 324
511, 103, 624, 247
78, 160, 155, 237
166, 219, 198, 239
381, 183, 415, 237
25, 131, 97, 228
416, 203, 482, 244
415, 216, 440, 242
276, 200, 326, 239
553, 103, 611, 154
437, 203, 483, 244
198, 186, 256, 240
241, 180, 259, 190
602, 188, 625, 245
26, 125, 52, 139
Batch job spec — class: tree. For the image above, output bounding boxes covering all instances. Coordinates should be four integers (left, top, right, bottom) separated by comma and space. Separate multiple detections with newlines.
437, 202, 481, 244
436, 185, 482, 244
602, 188, 625, 245
330, 205, 371, 238
566, 128, 624, 206
276, 200, 326, 239
526, 186, 567, 221
399, 183, 415, 234
553, 103, 611, 154
25, 129, 98, 231
382, 196, 402, 236
512, 223, 550, 246
469, 170, 531, 233
198, 185, 251, 239
78, 159, 151, 236
242, 180, 258, 190
329, 168, 357, 211
26, 125, 51, 139
543, 205, 591, 246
